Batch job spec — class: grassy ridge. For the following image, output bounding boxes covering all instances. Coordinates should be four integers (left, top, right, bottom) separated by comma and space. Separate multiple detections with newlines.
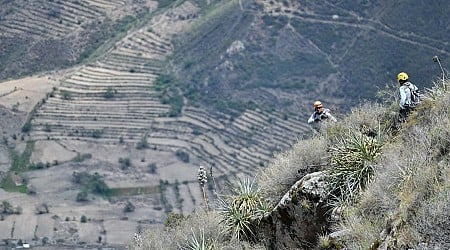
130, 78, 450, 249
0, 141, 35, 193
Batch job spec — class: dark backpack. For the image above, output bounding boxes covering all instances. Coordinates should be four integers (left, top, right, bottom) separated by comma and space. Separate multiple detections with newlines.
407, 83, 421, 106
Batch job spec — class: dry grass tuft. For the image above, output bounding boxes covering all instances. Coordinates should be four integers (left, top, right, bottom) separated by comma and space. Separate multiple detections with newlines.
337, 207, 385, 250
257, 137, 328, 207
412, 184, 450, 248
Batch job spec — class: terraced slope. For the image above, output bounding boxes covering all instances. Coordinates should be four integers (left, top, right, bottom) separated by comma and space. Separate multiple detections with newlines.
0, 0, 155, 79
0, 0, 135, 38
29, 1, 312, 182
3, 0, 449, 247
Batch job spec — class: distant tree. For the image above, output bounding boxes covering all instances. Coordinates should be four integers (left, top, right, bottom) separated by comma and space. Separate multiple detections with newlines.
124, 201, 135, 213
175, 149, 189, 163
73, 171, 110, 197
44, 124, 51, 132
36, 203, 49, 214
136, 136, 149, 149
148, 163, 157, 174
21, 122, 32, 133
119, 157, 132, 170
103, 87, 116, 99
61, 90, 71, 100
91, 130, 102, 138
1, 201, 12, 214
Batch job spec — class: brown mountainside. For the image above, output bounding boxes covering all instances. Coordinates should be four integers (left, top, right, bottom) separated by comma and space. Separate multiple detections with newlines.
0, 0, 449, 248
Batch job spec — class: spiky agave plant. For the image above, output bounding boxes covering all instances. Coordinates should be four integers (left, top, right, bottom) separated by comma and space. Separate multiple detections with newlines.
218, 178, 268, 241
181, 228, 215, 250
327, 131, 384, 205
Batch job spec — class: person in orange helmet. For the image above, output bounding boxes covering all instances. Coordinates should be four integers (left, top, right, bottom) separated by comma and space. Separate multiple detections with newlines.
307, 100, 337, 124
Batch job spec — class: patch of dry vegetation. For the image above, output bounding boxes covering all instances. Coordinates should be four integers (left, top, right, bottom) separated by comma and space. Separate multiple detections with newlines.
256, 137, 328, 207
131, 78, 450, 249
129, 210, 265, 250
337, 78, 450, 249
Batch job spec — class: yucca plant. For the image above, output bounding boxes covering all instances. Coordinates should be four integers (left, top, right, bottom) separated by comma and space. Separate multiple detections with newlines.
181, 228, 215, 250
326, 130, 384, 205
218, 178, 268, 241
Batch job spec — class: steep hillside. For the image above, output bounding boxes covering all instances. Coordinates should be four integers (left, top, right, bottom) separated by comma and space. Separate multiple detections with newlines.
0, 1, 311, 248
0, 0, 156, 80
0, 0, 449, 248
172, 0, 449, 113
130, 78, 450, 249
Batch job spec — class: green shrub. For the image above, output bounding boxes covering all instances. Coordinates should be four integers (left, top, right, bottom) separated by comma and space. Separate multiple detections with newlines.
76, 191, 88, 202
91, 130, 102, 138
156, 0, 174, 9
326, 131, 383, 205
72, 172, 110, 197
148, 163, 157, 174
136, 136, 149, 149
124, 201, 135, 213
176, 150, 190, 163
60, 90, 71, 100
154, 73, 184, 117
21, 121, 32, 133
119, 157, 132, 170
218, 178, 268, 241
103, 87, 116, 99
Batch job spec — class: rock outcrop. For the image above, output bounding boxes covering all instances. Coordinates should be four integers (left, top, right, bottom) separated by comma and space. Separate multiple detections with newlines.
259, 171, 329, 249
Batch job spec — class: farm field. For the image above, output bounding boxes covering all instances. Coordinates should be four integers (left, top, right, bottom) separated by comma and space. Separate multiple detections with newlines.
0, 1, 312, 248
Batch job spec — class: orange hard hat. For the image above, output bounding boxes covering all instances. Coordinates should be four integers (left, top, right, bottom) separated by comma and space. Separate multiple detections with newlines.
313, 101, 323, 109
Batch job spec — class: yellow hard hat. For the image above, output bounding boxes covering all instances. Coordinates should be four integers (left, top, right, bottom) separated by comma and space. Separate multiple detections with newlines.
313, 101, 323, 109
397, 72, 409, 81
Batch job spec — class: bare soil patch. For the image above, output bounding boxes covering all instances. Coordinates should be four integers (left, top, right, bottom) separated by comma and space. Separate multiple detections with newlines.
30, 141, 78, 165
0, 75, 59, 113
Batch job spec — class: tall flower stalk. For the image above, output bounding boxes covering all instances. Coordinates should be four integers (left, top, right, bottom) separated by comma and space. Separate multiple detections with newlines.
198, 166, 209, 211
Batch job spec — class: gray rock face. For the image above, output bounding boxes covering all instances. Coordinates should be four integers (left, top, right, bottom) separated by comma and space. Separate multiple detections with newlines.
258, 171, 329, 249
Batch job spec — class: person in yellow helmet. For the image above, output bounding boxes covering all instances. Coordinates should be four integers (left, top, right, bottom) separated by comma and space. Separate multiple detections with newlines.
397, 72, 420, 120
307, 100, 337, 124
